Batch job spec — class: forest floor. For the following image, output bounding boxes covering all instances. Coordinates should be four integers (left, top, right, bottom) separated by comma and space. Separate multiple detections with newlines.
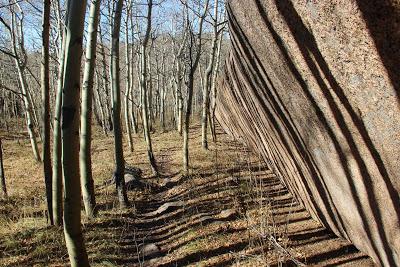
0, 123, 375, 266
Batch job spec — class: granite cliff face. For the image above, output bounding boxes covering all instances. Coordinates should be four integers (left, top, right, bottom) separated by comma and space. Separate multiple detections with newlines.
216, 0, 400, 265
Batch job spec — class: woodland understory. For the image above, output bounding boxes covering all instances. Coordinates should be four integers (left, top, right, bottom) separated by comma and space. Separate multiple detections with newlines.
0, 122, 374, 266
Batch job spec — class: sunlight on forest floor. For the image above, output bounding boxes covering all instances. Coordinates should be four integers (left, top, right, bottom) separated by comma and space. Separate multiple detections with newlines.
0, 123, 373, 266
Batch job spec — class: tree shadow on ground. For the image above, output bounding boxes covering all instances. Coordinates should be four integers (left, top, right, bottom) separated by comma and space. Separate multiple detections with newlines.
89, 131, 372, 266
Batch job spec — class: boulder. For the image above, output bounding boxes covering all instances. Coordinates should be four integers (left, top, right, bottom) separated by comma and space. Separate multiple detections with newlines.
216, 1, 400, 265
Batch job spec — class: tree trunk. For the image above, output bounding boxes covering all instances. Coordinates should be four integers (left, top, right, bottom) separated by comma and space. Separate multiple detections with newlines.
182, 0, 209, 173
80, 0, 100, 219
140, 0, 158, 175
129, 10, 138, 135
99, 24, 113, 133
52, 0, 64, 226
183, 74, 194, 173
95, 69, 107, 135
160, 52, 166, 131
8, 11, 41, 162
0, 139, 7, 198
177, 69, 183, 135
111, 0, 129, 208
61, 0, 90, 265
17, 66, 41, 162
124, 7, 133, 152
147, 43, 154, 130
41, 0, 53, 225
210, 31, 223, 142
201, 0, 219, 150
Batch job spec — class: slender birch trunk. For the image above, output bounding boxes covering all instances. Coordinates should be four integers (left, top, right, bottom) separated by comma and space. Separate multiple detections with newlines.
111, 0, 129, 208
160, 51, 166, 131
51, 0, 65, 226
0, 139, 6, 198
41, 0, 53, 225
201, 0, 219, 150
124, 2, 134, 152
210, 30, 224, 142
95, 69, 107, 135
183, 0, 209, 173
17, 66, 41, 162
173, 29, 187, 136
52, 1, 65, 226
80, 0, 101, 219
3, 10, 42, 162
61, 0, 89, 265
140, 0, 158, 175
99, 24, 113, 133
129, 13, 138, 135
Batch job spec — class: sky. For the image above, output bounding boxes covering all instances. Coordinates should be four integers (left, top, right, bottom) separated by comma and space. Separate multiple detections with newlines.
0, 0, 224, 52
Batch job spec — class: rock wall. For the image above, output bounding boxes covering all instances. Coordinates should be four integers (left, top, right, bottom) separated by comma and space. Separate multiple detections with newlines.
216, 0, 400, 265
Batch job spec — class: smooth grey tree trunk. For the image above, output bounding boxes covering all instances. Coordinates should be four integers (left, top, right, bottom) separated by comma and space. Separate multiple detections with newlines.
17, 66, 41, 162
140, 0, 158, 175
129, 14, 138, 135
173, 29, 188, 136
5, 9, 41, 162
210, 31, 224, 142
52, 0, 64, 226
80, 0, 100, 219
61, 0, 90, 265
95, 69, 107, 135
183, 0, 209, 173
111, 0, 129, 208
124, 4, 134, 152
201, 0, 219, 150
159, 52, 166, 131
52, 26, 65, 227
99, 24, 113, 133
41, 0, 53, 225
0, 139, 7, 198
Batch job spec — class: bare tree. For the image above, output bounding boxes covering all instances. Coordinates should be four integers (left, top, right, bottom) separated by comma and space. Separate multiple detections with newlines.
41, 0, 53, 225
209, 27, 224, 142
171, 19, 188, 136
0, 139, 6, 198
139, 0, 158, 175
182, 0, 210, 173
61, 0, 90, 265
124, 0, 134, 153
99, 23, 113, 133
80, 0, 101, 218
201, 0, 219, 150
52, 0, 65, 226
0, 6, 41, 162
111, 0, 129, 208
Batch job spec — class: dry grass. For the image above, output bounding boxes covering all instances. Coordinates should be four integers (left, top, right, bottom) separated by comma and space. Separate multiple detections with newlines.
0, 122, 236, 266
0, 122, 373, 267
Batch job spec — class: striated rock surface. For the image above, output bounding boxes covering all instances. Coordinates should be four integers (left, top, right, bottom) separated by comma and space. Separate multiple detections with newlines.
216, 0, 400, 265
